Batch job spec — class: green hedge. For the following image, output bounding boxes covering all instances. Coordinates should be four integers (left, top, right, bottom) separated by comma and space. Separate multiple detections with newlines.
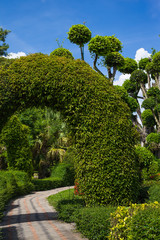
32, 177, 63, 191
109, 202, 160, 239
0, 53, 140, 205
0, 170, 33, 220
32, 162, 75, 191
75, 206, 116, 240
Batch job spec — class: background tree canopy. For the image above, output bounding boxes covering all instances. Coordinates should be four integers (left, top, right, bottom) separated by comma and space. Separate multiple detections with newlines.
0, 53, 140, 205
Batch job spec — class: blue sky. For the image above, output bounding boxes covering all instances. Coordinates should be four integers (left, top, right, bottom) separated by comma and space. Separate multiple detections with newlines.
1, 0, 160, 83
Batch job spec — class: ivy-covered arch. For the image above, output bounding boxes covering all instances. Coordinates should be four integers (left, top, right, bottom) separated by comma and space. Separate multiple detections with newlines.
0, 54, 140, 205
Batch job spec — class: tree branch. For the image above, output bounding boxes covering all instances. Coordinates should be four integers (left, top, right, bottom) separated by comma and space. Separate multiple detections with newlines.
93, 54, 106, 78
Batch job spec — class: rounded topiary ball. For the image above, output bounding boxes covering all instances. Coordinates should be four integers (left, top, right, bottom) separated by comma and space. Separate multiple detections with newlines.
50, 48, 74, 59
105, 52, 124, 67
68, 24, 91, 47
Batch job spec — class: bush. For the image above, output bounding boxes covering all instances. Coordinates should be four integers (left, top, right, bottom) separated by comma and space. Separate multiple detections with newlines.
0, 115, 33, 178
147, 182, 160, 203
57, 199, 85, 222
0, 170, 33, 220
48, 188, 116, 240
48, 188, 84, 222
129, 205, 160, 239
135, 145, 158, 179
32, 177, 63, 191
32, 162, 75, 191
0, 53, 140, 206
51, 162, 75, 185
75, 206, 116, 240
109, 202, 160, 239
50, 48, 74, 59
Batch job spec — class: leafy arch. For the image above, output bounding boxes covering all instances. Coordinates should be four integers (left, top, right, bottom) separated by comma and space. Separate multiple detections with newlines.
0, 53, 140, 205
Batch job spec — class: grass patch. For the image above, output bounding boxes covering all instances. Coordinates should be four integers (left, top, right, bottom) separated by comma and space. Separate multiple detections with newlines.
48, 188, 116, 239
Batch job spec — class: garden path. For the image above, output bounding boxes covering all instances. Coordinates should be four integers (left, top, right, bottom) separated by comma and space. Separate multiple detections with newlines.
0, 186, 88, 240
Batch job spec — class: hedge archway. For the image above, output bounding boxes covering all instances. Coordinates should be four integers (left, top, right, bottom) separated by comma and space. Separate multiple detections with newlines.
0, 53, 140, 205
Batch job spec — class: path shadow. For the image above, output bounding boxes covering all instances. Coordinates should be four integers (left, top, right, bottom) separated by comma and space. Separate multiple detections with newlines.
2, 226, 19, 240
2, 211, 58, 226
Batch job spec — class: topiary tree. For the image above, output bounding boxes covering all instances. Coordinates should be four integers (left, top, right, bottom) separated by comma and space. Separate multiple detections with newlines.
0, 115, 33, 178
135, 145, 159, 180
104, 52, 124, 83
146, 132, 160, 158
0, 27, 10, 56
88, 35, 123, 81
0, 53, 140, 205
68, 24, 91, 60
50, 48, 74, 59
118, 57, 138, 74
122, 52, 160, 147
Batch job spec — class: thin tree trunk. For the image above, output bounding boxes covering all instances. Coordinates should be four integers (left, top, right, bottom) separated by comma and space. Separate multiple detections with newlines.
147, 73, 151, 89
140, 83, 147, 99
80, 46, 84, 60
93, 54, 106, 78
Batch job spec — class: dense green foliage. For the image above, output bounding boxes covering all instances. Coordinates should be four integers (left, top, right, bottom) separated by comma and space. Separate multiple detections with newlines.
147, 182, 160, 203
130, 69, 147, 84
141, 109, 156, 127
146, 132, 160, 146
0, 115, 33, 177
32, 162, 75, 190
68, 24, 91, 60
48, 184, 160, 240
109, 202, 160, 240
18, 107, 69, 177
104, 52, 124, 67
0, 170, 33, 220
118, 57, 138, 74
48, 188, 116, 240
75, 206, 116, 240
68, 24, 91, 47
0, 27, 10, 56
129, 206, 160, 240
0, 53, 140, 205
114, 85, 138, 113
135, 145, 159, 179
50, 48, 74, 59
139, 57, 150, 70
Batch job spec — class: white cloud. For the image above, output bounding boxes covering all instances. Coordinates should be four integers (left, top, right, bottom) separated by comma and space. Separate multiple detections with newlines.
114, 73, 131, 86
135, 48, 151, 62
6, 52, 26, 59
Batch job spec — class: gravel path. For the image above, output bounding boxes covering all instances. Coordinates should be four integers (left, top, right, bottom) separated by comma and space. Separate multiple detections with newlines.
0, 186, 88, 240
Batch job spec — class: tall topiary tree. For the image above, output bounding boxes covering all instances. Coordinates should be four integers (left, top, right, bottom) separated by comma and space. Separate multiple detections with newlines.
0, 27, 10, 56
0, 115, 33, 177
88, 35, 123, 81
0, 53, 140, 205
68, 24, 91, 60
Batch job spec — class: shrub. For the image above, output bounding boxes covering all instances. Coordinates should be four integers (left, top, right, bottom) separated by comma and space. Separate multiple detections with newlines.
0, 115, 33, 178
75, 206, 116, 240
32, 162, 75, 190
32, 178, 63, 191
135, 145, 158, 179
147, 182, 160, 203
0, 53, 140, 205
57, 199, 85, 222
48, 188, 84, 222
129, 205, 160, 239
109, 202, 160, 240
51, 162, 75, 186
68, 24, 91, 47
0, 170, 33, 220
50, 48, 74, 59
